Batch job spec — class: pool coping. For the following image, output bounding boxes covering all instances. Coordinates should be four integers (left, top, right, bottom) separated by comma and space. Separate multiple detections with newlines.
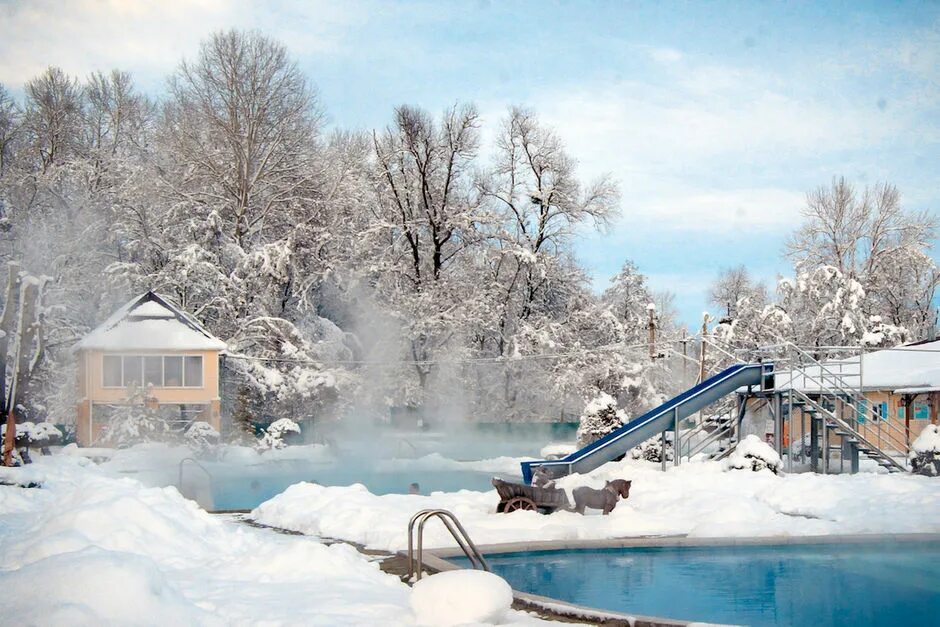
423, 533, 940, 627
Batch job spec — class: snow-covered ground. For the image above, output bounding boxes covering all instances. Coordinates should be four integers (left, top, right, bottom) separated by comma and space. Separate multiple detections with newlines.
0, 455, 547, 626
3, 446, 939, 625
254, 455, 940, 552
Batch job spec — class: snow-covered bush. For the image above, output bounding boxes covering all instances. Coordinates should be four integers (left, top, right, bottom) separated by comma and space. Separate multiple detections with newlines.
257, 418, 302, 450
576, 393, 627, 448
184, 421, 220, 455
724, 434, 781, 474
631, 436, 674, 463
910, 425, 940, 477
100, 404, 174, 448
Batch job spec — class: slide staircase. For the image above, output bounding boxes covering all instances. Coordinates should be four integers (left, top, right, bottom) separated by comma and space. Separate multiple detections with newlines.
522, 363, 772, 483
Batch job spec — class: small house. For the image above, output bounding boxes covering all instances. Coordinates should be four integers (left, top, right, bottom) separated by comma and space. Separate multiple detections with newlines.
73, 291, 226, 446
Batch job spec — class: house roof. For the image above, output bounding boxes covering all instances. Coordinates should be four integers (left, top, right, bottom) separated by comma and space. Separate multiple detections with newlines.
74, 291, 227, 352
773, 339, 940, 394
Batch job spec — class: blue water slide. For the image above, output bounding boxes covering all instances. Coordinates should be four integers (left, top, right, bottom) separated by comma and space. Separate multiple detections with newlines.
521, 363, 772, 483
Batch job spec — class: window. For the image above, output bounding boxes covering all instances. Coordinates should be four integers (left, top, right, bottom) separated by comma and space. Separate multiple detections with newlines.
144, 356, 163, 387
184, 356, 203, 388
101, 354, 206, 388
164, 356, 183, 387
122, 356, 143, 387
102, 356, 122, 387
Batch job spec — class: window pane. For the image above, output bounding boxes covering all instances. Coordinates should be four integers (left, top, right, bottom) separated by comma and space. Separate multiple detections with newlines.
144, 356, 163, 387
102, 356, 122, 387
122, 356, 143, 388
164, 356, 183, 387
184, 356, 203, 387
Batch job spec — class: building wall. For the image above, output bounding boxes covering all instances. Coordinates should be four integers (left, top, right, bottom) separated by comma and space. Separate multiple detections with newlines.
75, 348, 221, 446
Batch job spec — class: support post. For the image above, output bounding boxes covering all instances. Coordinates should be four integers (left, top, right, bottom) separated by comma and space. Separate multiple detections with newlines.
673, 408, 680, 467
661, 430, 668, 471
810, 416, 819, 473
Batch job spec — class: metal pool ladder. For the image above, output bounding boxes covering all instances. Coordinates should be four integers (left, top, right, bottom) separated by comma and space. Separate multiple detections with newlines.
407, 509, 490, 581
177, 457, 212, 492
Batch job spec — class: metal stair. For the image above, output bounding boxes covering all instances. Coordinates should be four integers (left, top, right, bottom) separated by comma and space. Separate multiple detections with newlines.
766, 343, 909, 473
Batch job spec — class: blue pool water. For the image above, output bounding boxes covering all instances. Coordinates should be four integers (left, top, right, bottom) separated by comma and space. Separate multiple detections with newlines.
454, 542, 940, 626
208, 464, 502, 510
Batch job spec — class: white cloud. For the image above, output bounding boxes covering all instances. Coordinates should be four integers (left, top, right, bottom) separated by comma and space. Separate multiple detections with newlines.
0, 0, 359, 88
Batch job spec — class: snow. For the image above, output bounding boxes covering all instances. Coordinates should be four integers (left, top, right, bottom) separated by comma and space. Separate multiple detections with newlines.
724, 434, 782, 474
0, 455, 551, 626
128, 300, 176, 318
254, 456, 940, 552
74, 292, 226, 351
775, 339, 940, 392
1, 421, 62, 443
540, 443, 576, 459
912, 424, 940, 454
411, 570, 513, 626
76, 317, 227, 351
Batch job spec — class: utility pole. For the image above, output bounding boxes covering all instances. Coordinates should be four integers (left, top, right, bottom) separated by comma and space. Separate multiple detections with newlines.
647, 303, 656, 360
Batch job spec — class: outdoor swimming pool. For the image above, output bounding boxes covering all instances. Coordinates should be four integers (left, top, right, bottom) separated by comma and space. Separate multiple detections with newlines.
207, 463, 500, 510
452, 540, 940, 626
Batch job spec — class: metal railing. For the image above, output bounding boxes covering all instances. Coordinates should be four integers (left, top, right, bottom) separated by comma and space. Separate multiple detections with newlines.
790, 388, 906, 472
407, 509, 489, 581
178, 457, 212, 492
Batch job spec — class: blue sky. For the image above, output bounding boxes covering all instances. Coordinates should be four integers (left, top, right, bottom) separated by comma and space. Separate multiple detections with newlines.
1, 0, 938, 328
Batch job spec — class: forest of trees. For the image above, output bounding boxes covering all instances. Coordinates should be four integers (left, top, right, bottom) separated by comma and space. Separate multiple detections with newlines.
0, 31, 936, 433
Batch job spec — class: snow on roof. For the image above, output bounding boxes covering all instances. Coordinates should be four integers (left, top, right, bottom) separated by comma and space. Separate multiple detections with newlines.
74, 292, 226, 352
128, 300, 176, 319
774, 339, 940, 393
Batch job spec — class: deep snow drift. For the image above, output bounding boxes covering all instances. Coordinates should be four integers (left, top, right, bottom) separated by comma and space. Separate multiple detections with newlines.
0, 456, 545, 626
253, 456, 940, 552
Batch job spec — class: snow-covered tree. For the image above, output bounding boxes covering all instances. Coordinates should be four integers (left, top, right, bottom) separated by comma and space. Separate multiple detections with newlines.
257, 417, 301, 450
576, 393, 627, 448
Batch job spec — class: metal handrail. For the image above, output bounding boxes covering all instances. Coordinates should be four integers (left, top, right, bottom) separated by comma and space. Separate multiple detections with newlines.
407, 509, 489, 581
791, 389, 906, 472
178, 457, 212, 491
780, 343, 911, 455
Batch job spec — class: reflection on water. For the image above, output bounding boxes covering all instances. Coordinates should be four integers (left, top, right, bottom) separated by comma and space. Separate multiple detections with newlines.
454, 542, 940, 626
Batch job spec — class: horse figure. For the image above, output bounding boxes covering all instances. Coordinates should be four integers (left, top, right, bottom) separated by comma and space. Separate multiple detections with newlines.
571, 479, 632, 515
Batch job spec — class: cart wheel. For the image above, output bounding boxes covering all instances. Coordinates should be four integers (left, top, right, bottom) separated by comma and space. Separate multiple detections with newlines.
504, 497, 537, 512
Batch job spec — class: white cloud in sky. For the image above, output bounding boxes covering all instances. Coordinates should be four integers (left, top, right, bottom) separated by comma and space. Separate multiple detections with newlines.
0, 0, 358, 88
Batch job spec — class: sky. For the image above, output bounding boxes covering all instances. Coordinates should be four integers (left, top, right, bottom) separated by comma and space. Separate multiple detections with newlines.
1, 0, 939, 329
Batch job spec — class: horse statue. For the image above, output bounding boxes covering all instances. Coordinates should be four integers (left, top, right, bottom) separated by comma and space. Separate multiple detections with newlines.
571, 479, 632, 515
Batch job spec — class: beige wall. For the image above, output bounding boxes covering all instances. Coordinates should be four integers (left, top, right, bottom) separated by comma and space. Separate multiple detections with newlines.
75, 349, 222, 446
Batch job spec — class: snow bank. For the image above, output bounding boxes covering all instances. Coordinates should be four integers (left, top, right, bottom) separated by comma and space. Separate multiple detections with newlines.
0, 548, 209, 625
724, 435, 782, 474
0, 456, 414, 625
254, 457, 940, 551
411, 570, 513, 626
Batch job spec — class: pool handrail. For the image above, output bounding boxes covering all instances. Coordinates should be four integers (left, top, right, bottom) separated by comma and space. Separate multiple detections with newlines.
178, 457, 212, 493
408, 509, 490, 581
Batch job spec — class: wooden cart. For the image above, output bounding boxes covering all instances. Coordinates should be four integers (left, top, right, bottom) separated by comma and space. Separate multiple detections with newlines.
492, 477, 570, 514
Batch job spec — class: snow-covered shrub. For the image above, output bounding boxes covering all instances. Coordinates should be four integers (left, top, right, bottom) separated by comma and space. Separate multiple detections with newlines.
100, 404, 174, 448
631, 436, 673, 463
724, 434, 781, 474
257, 418, 302, 450
576, 393, 627, 448
410, 570, 513, 626
910, 425, 940, 477
184, 421, 220, 455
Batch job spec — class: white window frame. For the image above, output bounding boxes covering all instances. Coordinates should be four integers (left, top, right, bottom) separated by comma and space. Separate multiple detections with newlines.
101, 354, 205, 389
